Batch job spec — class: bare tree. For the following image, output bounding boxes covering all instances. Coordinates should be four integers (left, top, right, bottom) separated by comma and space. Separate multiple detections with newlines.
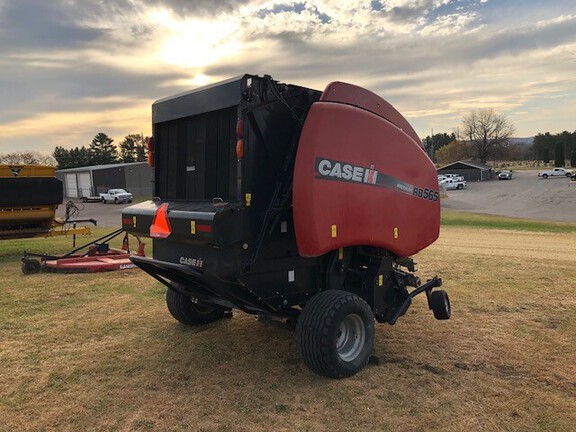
461, 109, 514, 163
0, 151, 57, 166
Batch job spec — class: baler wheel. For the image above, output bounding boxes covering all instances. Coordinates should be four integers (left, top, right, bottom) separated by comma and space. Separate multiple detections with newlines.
166, 286, 230, 325
430, 290, 451, 320
296, 290, 374, 378
21, 258, 41, 275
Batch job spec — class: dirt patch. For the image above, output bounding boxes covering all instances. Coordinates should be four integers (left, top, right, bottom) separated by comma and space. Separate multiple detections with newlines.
433, 228, 576, 262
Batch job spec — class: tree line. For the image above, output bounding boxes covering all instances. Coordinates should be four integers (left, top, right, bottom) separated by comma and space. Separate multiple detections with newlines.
3, 112, 574, 169
52, 132, 148, 169
532, 131, 576, 167
424, 108, 575, 166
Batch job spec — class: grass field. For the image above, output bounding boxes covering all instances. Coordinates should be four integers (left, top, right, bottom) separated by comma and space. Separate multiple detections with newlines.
1, 220, 575, 432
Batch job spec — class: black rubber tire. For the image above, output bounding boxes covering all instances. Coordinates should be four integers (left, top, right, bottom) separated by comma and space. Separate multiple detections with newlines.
457, 184, 463, 190
166, 287, 230, 325
296, 290, 375, 378
430, 290, 451, 320
21, 259, 41, 275
101, 197, 106, 203
114, 197, 119, 204
566, 173, 572, 178
542, 174, 548, 179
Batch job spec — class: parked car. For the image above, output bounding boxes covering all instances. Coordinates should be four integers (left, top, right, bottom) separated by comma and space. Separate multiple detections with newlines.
538, 167, 573, 179
498, 170, 512, 180
439, 178, 466, 190
99, 189, 133, 204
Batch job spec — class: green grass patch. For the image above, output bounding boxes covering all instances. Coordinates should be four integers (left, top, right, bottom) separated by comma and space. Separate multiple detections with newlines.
441, 210, 576, 233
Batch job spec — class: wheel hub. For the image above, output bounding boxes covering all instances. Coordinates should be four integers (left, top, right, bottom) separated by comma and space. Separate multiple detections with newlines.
336, 313, 365, 362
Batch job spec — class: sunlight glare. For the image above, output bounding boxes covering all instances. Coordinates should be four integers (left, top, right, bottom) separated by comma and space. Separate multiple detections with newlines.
149, 9, 241, 69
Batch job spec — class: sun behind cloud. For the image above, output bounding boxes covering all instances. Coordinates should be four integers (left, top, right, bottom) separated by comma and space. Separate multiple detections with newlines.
148, 9, 242, 70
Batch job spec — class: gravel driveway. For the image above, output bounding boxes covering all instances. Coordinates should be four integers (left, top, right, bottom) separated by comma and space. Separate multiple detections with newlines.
56, 200, 136, 228
441, 169, 576, 222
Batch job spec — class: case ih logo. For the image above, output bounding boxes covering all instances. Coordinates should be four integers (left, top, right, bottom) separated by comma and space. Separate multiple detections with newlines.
316, 158, 378, 184
315, 156, 439, 202
180, 256, 204, 268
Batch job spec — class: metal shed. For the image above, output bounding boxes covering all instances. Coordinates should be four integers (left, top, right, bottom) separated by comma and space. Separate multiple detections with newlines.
56, 162, 153, 198
437, 161, 493, 182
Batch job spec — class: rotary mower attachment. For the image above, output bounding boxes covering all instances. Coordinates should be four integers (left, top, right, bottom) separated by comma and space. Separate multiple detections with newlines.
21, 228, 145, 275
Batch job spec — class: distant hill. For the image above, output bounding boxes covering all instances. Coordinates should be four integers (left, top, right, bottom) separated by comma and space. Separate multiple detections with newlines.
509, 137, 534, 146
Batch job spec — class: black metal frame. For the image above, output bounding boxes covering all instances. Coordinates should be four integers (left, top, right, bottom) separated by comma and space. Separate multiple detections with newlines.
22, 228, 129, 261
130, 255, 289, 316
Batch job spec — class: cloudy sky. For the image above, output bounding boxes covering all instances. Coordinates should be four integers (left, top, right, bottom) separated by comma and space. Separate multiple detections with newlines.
1, 0, 575, 154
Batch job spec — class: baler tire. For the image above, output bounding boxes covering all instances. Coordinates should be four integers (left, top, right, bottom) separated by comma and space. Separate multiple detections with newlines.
166, 287, 230, 325
22, 258, 41, 275
430, 290, 451, 320
296, 290, 374, 378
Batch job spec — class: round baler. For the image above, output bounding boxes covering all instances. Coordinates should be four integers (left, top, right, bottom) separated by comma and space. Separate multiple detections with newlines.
123, 74, 450, 378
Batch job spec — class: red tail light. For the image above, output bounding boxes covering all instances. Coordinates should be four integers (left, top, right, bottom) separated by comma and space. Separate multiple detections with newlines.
236, 119, 244, 138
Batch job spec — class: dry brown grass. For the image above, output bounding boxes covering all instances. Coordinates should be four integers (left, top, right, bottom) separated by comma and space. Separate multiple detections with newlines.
1, 227, 575, 432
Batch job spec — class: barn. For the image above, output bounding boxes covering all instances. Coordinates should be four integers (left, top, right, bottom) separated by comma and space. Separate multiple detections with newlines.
437, 161, 493, 182
56, 162, 153, 199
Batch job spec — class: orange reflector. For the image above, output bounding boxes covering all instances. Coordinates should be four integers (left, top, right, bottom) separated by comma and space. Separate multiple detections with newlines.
236, 138, 244, 160
150, 203, 171, 238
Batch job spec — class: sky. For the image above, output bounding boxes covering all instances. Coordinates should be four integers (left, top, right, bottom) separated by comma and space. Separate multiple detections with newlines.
1, 0, 576, 155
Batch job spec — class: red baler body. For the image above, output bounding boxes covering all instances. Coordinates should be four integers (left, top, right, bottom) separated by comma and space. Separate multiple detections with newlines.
294, 82, 440, 258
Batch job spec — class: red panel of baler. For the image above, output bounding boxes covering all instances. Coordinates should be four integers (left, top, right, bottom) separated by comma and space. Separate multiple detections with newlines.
293, 92, 440, 258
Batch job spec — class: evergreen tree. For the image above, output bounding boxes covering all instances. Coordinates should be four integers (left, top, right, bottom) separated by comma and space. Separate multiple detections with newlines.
53, 146, 72, 169
135, 141, 147, 162
53, 146, 92, 169
90, 133, 118, 165
423, 132, 456, 161
543, 147, 550, 164
119, 133, 148, 163
554, 142, 565, 167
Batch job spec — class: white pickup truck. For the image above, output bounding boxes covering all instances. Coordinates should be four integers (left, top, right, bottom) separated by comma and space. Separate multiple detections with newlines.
538, 167, 573, 179
99, 188, 133, 204
439, 178, 466, 190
